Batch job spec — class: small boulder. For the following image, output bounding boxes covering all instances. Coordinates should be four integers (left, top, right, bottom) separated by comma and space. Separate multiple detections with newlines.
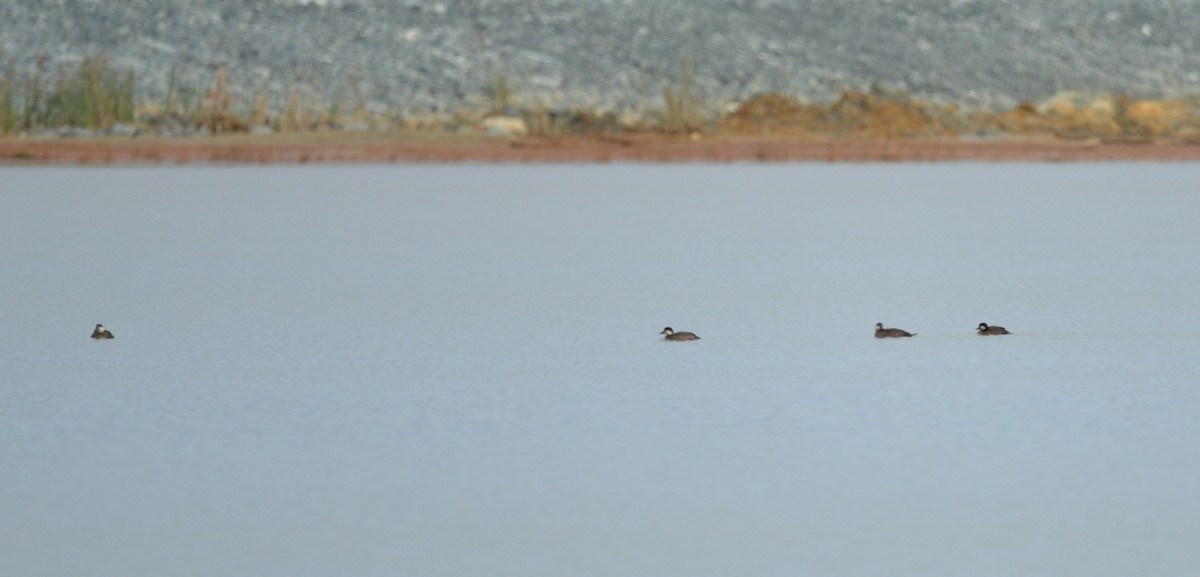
107, 123, 139, 137
482, 115, 528, 137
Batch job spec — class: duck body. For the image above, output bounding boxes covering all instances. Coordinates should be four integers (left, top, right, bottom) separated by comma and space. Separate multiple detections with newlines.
874, 322, 915, 338
977, 322, 1011, 335
660, 327, 700, 341
91, 324, 114, 339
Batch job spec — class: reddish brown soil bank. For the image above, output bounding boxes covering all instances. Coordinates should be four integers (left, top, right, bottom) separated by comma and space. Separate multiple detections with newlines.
4, 134, 1200, 165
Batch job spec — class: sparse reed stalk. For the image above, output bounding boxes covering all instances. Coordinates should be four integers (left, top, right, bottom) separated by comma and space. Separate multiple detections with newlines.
486, 60, 511, 114
253, 87, 270, 126
0, 51, 16, 134
29, 55, 136, 130
177, 78, 199, 125
85, 58, 104, 127
203, 65, 232, 133
282, 84, 302, 132
308, 65, 327, 129
662, 57, 700, 135
526, 91, 552, 137
1112, 93, 1141, 137
349, 67, 369, 126
114, 66, 135, 124
165, 61, 179, 118
281, 67, 318, 131
22, 53, 46, 130
49, 63, 82, 127
326, 90, 343, 129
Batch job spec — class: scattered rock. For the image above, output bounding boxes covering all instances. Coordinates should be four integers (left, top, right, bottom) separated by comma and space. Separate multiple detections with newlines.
482, 116, 528, 137
107, 124, 139, 137
56, 127, 98, 138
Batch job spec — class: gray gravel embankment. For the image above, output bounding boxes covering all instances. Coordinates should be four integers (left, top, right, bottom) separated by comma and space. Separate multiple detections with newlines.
2, 0, 1199, 116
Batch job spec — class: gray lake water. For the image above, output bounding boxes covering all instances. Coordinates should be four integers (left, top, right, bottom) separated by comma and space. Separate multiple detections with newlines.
2, 163, 1199, 577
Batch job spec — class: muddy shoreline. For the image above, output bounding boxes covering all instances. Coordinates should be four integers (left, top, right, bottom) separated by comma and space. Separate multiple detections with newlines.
4, 133, 1200, 165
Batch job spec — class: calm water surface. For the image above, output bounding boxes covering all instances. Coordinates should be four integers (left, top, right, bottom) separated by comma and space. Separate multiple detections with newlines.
2, 164, 1199, 577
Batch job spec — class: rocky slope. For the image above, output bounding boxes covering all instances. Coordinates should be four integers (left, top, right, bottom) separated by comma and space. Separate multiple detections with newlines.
2, 0, 1198, 116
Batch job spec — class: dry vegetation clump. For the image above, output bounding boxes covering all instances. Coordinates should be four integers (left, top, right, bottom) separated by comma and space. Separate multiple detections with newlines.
720, 89, 1200, 142
199, 66, 247, 134
984, 92, 1200, 141
988, 93, 1122, 139
1119, 97, 1200, 140
659, 60, 705, 135
721, 88, 961, 138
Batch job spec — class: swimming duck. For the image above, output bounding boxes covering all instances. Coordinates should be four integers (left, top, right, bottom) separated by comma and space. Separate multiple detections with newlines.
91, 324, 114, 339
875, 322, 915, 338
977, 322, 1011, 335
660, 327, 700, 341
